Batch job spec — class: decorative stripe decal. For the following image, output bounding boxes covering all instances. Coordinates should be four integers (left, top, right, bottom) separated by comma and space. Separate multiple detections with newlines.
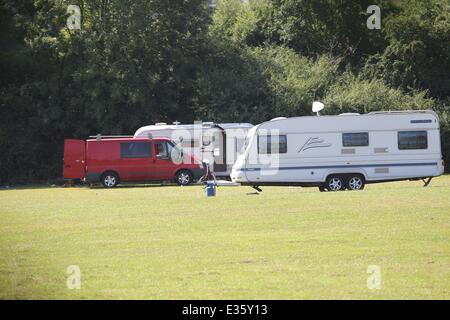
239, 162, 438, 172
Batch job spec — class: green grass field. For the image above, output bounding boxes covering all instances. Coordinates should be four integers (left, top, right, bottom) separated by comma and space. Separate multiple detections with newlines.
0, 176, 449, 299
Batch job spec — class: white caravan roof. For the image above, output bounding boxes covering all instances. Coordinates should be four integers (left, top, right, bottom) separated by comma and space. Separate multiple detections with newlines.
254, 110, 439, 133
134, 122, 253, 137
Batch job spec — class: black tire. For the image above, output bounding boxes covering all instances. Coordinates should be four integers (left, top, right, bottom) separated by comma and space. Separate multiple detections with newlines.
346, 174, 365, 191
101, 172, 119, 188
326, 175, 345, 191
175, 170, 193, 186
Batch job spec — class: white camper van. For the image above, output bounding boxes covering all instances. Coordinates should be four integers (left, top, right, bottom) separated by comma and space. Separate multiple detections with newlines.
230, 110, 445, 191
134, 122, 253, 177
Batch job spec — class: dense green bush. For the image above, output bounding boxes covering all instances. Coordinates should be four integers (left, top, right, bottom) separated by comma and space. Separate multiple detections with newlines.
323, 73, 435, 114
438, 109, 450, 172
249, 47, 340, 117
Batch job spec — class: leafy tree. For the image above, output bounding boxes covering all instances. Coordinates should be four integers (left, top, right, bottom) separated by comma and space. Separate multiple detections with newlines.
212, 0, 398, 61
1, 0, 449, 183
363, 0, 450, 100
0, 0, 211, 183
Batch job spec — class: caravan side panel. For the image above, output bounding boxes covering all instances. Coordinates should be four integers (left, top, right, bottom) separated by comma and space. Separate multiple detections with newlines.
235, 112, 443, 185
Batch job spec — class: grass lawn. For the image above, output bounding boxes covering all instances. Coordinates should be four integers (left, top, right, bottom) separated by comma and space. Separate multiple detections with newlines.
0, 176, 449, 299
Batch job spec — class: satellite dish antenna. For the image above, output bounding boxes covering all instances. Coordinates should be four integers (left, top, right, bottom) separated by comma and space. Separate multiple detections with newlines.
312, 101, 324, 116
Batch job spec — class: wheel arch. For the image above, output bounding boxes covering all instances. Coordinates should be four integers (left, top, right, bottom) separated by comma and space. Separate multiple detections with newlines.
323, 169, 368, 182
174, 168, 193, 177
101, 170, 120, 181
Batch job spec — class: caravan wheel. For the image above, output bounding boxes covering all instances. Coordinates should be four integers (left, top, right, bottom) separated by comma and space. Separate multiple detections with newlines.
326, 175, 345, 191
346, 175, 365, 190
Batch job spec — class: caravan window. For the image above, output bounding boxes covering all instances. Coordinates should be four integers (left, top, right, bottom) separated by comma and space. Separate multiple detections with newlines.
398, 131, 428, 150
342, 132, 369, 147
258, 135, 287, 154
120, 142, 152, 158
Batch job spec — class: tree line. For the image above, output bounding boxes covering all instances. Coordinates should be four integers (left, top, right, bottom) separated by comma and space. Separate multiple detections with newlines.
0, 0, 449, 184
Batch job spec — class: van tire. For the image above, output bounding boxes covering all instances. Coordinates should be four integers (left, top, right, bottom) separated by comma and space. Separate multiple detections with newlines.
101, 171, 119, 188
346, 174, 365, 191
175, 170, 193, 186
326, 175, 345, 191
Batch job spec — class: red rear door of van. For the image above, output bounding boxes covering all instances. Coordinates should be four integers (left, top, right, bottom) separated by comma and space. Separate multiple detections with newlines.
63, 139, 86, 179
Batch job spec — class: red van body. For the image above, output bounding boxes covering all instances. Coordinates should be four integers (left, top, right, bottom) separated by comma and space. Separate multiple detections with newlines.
63, 137, 204, 187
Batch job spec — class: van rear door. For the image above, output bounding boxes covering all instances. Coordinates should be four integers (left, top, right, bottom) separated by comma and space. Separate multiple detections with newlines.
63, 139, 86, 179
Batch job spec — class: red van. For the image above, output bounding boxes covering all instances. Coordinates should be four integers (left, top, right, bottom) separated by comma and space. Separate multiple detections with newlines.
63, 136, 204, 187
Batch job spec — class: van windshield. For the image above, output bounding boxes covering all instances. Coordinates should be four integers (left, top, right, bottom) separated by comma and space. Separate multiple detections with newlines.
168, 141, 183, 160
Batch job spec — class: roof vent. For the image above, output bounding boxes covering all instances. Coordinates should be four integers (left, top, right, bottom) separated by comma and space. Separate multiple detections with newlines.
155, 122, 167, 126
339, 113, 360, 116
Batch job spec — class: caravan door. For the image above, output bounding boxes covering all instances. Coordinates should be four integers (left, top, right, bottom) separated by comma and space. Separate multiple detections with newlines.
63, 139, 86, 179
201, 129, 226, 173
212, 130, 226, 172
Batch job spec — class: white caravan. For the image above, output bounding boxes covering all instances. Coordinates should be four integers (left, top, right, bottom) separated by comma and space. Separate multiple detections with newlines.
134, 122, 253, 177
230, 110, 445, 191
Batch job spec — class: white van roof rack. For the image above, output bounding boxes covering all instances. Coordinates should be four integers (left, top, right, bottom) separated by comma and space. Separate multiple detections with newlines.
89, 134, 134, 141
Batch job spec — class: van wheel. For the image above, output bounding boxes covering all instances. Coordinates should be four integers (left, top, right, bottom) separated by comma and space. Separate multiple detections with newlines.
101, 172, 119, 188
176, 170, 193, 186
326, 175, 345, 191
346, 175, 365, 191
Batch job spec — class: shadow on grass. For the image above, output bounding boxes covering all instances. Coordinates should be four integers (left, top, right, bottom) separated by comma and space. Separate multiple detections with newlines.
0, 182, 201, 191
93, 183, 198, 189
0, 184, 62, 191
2, 174, 448, 191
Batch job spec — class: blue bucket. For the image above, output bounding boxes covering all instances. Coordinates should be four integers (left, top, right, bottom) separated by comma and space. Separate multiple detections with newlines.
206, 182, 216, 197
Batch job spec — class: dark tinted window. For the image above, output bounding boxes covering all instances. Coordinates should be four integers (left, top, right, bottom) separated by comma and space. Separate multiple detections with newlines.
342, 132, 369, 147
258, 135, 287, 154
398, 131, 428, 150
120, 142, 152, 158
155, 141, 169, 158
